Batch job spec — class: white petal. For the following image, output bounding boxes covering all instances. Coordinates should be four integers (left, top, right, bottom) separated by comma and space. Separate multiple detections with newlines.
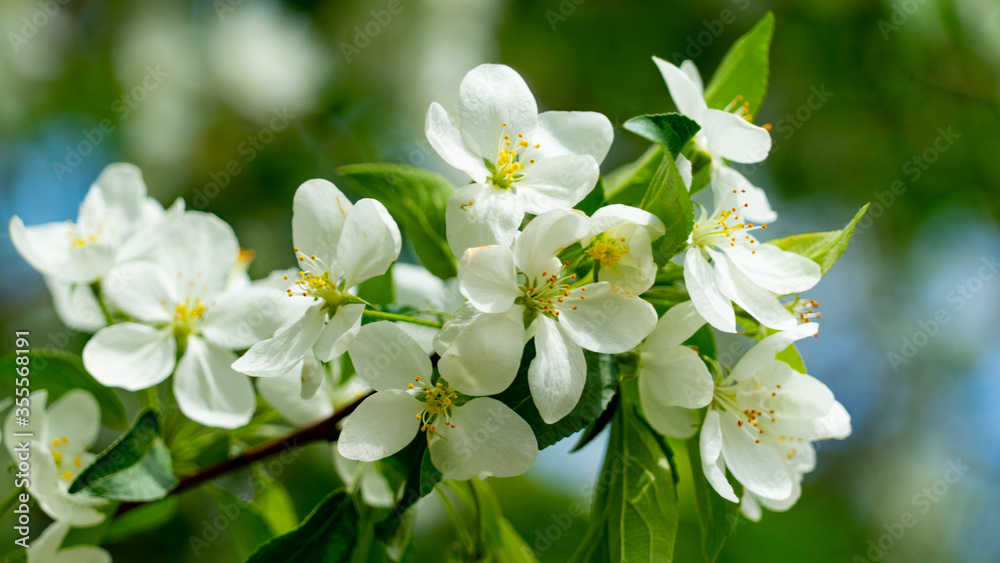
102, 261, 176, 323
438, 313, 525, 396
33, 521, 112, 563
740, 490, 763, 522
700, 410, 739, 502
348, 321, 431, 392
718, 410, 793, 501
459, 64, 538, 158
640, 393, 702, 439
644, 301, 707, 350
724, 243, 821, 295
701, 109, 772, 164
200, 286, 287, 350
587, 204, 665, 240
684, 248, 736, 333
458, 245, 520, 314
710, 249, 797, 331
710, 166, 777, 224
46, 390, 101, 453
728, 322, 818, 382
9, 216, 114, 283
29, 453, 106, 527
337, 390, 423, 461
173, 337, 256, 429
313, 303, 365, 362
556, 282, 658, 354
433, 302, 485, 356
338, 199, 402, 289
446, 183, 524, 258
513, 209, 589, 282
596, 227, 658, 294
89, 162, 147, 219
157, 211, 239, 292
82, 324, 176, 391
816, 400, 852, 440
115, 196, 178, 264
425, 102, 488, 182
534, 111, 614, 163
257, 362, 334, 427
679, 60, 704, 96
640, 345, 714, 409
292, 179, 353, 267
516, 154, 600, 215
45, 278, 106, 332
231, 304, 326, 378
332, 446, 396, 508
676, 154, 693, 190
428, 397, 537, 480
653, 56, 708, 119
528, 316, 587, 424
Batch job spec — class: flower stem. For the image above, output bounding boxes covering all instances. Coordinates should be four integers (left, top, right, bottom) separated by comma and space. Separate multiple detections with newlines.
91, 281, 114, 325
139, 386, 160, 412
361, 309, 443, 328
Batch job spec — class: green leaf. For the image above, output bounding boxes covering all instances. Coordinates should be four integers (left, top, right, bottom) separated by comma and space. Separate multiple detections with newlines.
571, 393, 619, 453
604, 145, 664, 206
357, 265, 395, 306
69, 410, 177, 501
623, 113, 700, 157
382, 439, 441, 518
105, 497, 178, 543
640, 151, 695, 265
703, 12, 775, 119
206, 486, 274, 559
570, 406, 679, 562
686, 437, 741, 563
256, 477, 299, 536
338, 163, 457, 279
493, 342, 619, 450
469, 480, 539, 563
0, 348, 128, 429
246, 490, 358, 563
769, 203, 869, 276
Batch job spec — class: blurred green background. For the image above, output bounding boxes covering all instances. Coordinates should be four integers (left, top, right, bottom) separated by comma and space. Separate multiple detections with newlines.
1, 0, 998, 561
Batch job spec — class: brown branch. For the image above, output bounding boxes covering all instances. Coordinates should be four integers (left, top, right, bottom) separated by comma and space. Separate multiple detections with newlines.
117, 392, 371, 516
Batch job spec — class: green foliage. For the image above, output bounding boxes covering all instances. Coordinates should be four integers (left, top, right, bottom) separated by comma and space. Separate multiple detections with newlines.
255, 476, 300, 536
623, 113, 700, 157
0, 348, 128, 429
381, 439, 441, 517
105, 497, 179, 543
246, 490, 358, 562
570, 406, 679, 562
604, 145, 665, 206
703, 12, 775, 119
640, 152, 695, 265
575, 177, 606, 215
207, 486, 274, 559
468, 480, 539, 562
337, 163, 457, 279
769, 204, 869, 276
69, 410, 177, 502
686, 437, 741, 563
493, 342, 619, 450
357, 264, 396, 306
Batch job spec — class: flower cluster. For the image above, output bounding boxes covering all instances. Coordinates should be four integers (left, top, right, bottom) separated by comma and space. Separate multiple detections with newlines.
8, 40, 857, 553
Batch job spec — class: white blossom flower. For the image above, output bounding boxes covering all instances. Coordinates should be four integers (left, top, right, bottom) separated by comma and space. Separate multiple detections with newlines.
9, 163, 172, 284
645, 315, 851, 505
338, 322, 537, 480
684, 205, 820, 332
256, 349, 335, 427
636, 301, 715, 439
426, 63, 614, 257
82, 211, 286, 428
332, 446, 396, 508
29, 520, 111, 563
581, 204, 665, 294
652, 57, 776, 224
3, 390, 107, 527
232, 179, 401, 380
458, 209, 658, 423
